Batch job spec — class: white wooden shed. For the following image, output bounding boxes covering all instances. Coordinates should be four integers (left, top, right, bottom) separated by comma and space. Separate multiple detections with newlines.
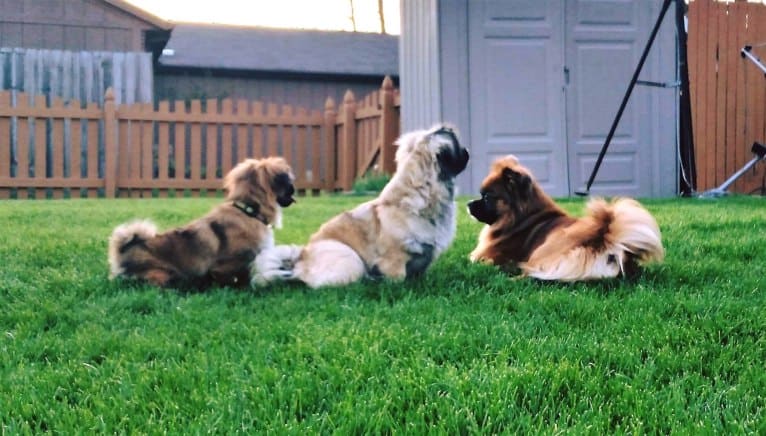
400, 0, 679, 197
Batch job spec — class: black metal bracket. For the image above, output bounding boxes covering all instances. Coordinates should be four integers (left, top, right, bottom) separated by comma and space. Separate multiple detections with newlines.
636, 79, 681, 88
741, 45, 766, 77
753, 141, 766, 160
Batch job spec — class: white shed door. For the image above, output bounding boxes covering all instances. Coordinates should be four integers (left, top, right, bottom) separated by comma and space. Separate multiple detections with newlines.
564, 0, 651, 197
467, 0, 667, 197
468, 0, 568, 196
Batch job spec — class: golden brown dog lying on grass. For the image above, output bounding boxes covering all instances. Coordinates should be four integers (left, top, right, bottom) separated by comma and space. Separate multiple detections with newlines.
108, 157, 295, 288
468, 155, 664, 281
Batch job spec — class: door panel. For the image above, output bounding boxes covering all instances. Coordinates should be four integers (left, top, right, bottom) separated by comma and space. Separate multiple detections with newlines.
468, 0, 568, 196
565, 0, 650, 196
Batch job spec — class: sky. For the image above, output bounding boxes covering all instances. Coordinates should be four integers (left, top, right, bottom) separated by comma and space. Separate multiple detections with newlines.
124, 0, 400, 34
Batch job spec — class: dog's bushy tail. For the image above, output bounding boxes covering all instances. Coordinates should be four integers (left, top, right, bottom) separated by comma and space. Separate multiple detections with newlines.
603, 197, 664, 265
108, 219, 158, 279
250, 244, 304, 286
523, 198, 663, 281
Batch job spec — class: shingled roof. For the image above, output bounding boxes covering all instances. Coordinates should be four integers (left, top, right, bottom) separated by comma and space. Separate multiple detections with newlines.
158, 23, 398, 77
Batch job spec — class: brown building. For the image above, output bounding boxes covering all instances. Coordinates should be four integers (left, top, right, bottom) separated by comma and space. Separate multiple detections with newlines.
154, 23, 398, 110
0, 0, 171, 52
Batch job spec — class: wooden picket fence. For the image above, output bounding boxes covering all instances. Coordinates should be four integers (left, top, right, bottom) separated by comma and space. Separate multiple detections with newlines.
688, 0, 766, 194
0, 77, 399, 199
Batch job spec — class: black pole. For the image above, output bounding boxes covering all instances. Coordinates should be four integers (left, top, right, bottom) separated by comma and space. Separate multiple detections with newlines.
675, 0, 696, 196
576, 0, 674, 196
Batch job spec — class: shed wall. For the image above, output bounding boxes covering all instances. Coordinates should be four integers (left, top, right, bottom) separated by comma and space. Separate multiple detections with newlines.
0, 0, 160, 51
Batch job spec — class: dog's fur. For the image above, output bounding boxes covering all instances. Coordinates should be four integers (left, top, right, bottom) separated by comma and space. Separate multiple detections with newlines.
468, 155, 664, 281
252, 124, 470, 288
108, 157, 296, 288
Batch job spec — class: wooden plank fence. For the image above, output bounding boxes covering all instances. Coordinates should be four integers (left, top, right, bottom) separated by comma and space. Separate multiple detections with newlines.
0, 48, 153, 105
688, 0, 766, 194
0, 76, 400, 199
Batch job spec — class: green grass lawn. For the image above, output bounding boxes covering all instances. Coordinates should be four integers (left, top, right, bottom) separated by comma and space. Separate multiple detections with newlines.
1, 194, 765, 433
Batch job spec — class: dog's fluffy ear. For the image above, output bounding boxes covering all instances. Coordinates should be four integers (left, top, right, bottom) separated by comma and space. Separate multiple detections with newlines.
224, 159, 261, 200
393, 129, 429, 165
502, 167, 531, 193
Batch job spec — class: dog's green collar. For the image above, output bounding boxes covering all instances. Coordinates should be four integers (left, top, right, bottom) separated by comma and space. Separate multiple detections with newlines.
233, 201, 269, 225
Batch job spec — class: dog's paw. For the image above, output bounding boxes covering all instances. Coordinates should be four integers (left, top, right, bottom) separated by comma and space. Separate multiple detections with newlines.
280, 257, 296, 270
251, 268, 294, 287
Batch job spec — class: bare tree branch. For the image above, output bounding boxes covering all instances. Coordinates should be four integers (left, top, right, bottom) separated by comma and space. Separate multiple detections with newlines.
378, 0, 386, 34
349, 0, 357, 32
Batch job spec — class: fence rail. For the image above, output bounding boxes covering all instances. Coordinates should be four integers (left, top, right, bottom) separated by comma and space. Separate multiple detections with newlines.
688, 0, 766, 194
0, 76, 400, 199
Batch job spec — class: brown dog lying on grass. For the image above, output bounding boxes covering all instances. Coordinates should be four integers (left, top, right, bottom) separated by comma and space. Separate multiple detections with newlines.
108, 157, 296, 288
468, 155, 664, 281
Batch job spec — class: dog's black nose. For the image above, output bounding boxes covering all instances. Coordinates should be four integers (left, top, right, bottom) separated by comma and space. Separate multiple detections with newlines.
467, 199, 480, 213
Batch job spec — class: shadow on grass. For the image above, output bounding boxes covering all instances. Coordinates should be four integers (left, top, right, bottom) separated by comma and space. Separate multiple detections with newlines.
104, 259, 671, 308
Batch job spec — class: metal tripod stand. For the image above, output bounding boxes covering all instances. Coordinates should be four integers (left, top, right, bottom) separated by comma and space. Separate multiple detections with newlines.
698, 45, 766, 198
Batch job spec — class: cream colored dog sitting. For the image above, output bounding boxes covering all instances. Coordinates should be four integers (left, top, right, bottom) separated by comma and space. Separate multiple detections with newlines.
252, 124, 469, 288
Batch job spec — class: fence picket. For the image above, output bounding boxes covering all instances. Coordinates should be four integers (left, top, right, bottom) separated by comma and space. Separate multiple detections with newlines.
0, 91, 10, 198
704, 0, 718, 189
70, 118, 82, 198
713, 1, 728, 187
33, 95, 47, 199
104, 89, 118, 198
236, 100, 249, 162
189, 100, 202, 197
267, 104, 280, 158
174, 100, 187, 197
339, 90, 357, 191
732, 2, 748, 193
295, 107, 308, 187
750, 4, 766, 194
157, 101, 170, 198
220, 99, 234, 178
205, 99, 219, 197
85, 103, 99, 198
141, 103, 154, 198
254, 101, 267, 160
323, 97, 337, 191
285, 105, 296, 161
724, 2, 739, 186
380, 76, 398, 174
312, 125, 322, 193
127, 105, 142, 198
51, 97, 65, 199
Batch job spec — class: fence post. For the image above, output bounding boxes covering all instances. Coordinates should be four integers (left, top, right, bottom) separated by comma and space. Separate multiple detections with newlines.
339, 90, 357, 191
103, 88, 117, 198
379, 76, 398, 175
323, 97, 337, 191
